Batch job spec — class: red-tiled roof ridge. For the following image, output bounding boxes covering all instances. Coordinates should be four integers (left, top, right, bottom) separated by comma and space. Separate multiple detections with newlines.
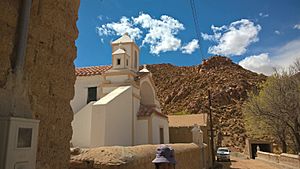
75, 65, 112, 76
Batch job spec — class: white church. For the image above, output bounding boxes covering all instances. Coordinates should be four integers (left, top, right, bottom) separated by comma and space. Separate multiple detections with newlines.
71, 33, 169, 148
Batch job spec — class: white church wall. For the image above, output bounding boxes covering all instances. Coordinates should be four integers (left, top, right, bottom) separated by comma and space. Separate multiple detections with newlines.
106, 75, 128, 83
135, 119, 148, 145
105, 86, 132, 146
133, 86, 139, 96
95, 86, 133, 146
102, 86, 117, 95
90, 104, 106, 147
123, 44, 132, 57
71, 75, 102, 113
133, 96, 141, 144
140, 81, 155, 106
71, 101, 94, 147
152, 115, 170, 144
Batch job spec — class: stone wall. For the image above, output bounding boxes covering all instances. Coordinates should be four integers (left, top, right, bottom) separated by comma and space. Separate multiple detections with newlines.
0, 0, 79, 169
257, 151, 300, 169
70, 143, 206, 169
169, 126, 208, 144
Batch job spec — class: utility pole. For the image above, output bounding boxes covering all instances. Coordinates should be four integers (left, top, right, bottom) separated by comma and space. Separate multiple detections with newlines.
208, 89, 215, 166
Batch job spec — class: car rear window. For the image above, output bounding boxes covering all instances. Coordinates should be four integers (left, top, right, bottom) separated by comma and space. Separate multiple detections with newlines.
218, 149, 229, 152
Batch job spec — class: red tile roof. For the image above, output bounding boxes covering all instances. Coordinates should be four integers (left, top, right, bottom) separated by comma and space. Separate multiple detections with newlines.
75, 66, 112, 76
137, 104, 168, 118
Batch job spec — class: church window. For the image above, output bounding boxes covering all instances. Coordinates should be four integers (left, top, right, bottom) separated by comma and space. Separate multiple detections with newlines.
159, 127, 164, 144
134, 51, 137, 68
126, 59, 128, 66
87, 87, 97, 103
117, 58, 121, 65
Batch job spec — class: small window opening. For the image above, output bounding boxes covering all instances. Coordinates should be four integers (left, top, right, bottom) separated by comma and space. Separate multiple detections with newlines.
117, 59, 121, 65
87, 87, 97, 103
134, 51, 137, 68
159, 128, 164, 144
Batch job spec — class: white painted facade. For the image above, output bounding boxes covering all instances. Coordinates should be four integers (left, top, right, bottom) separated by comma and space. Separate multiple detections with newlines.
71, 34, 169, 148
71, 75, 103, 113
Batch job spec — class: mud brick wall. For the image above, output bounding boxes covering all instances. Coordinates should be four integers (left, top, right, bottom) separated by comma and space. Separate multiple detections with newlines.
169, 126, 208, 144
169, 127, 193, 143
70, 144, 205, 169
0, 1, 79, 169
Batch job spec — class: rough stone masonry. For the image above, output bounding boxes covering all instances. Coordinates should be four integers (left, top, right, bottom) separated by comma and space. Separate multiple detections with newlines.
0, 0, 79, 169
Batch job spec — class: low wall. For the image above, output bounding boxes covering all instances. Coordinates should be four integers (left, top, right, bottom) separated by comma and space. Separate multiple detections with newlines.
70, 143, 206, 169
256, 151, 279, 163
280, 153, 300, 169
257, 151, 300, 169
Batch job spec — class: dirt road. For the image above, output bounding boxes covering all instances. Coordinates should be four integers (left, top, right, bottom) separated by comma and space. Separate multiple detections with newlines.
219, 156, 280, 169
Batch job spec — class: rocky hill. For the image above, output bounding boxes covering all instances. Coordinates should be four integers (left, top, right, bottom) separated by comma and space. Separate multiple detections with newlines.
147, 56, 266, 151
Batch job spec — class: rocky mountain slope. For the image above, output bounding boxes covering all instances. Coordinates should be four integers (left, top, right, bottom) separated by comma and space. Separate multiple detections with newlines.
147, 56, 266, 151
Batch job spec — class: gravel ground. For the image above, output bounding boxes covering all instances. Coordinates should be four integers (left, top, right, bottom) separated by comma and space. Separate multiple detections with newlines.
218, 156, 281, 169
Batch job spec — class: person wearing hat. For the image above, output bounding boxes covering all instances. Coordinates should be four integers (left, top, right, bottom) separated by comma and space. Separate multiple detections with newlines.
152, 145, 176, 169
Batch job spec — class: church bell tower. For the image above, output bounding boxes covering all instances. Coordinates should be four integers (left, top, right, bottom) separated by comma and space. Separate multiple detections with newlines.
110, 33, 140, 72
101, 33, 140, 96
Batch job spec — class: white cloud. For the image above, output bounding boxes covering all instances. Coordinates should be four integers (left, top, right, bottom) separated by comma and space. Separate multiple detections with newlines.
239, 53, 274, 75
259, 12, 269, 18
239, 39, 300, 75
202, 19, 261, 56
294, 24, 300, 30
97, 16, 143, 40
274, 30, 280, 35
133, 13, 184, 54
181, 39, 199, 54
97, 13, 198, 55
201, 33, 216, 41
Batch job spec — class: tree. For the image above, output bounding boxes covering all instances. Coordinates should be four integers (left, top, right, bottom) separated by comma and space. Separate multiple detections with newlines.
243, 61, 300, 153
243, 93, 289, 153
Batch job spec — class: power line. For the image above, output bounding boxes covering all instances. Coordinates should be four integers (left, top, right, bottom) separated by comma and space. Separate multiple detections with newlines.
189, 0, 205, 62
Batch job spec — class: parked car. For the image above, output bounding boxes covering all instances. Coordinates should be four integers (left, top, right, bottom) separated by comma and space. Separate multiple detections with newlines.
216, 147, 231, 162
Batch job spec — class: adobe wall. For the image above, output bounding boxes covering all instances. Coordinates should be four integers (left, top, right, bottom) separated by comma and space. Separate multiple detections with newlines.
169, 127, 193, 143
169, 126, 208, 144
70, 143, 205, 169
0, 0, 79, 169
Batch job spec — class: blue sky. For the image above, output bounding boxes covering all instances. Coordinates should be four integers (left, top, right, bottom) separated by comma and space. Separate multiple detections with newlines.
75, 0, 300, 75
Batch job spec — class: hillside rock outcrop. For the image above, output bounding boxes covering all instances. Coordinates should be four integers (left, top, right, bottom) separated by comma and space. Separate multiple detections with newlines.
147, 56, 266, 150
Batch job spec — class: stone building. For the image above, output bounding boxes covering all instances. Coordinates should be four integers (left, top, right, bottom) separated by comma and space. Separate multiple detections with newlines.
71, 33, 169, 147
